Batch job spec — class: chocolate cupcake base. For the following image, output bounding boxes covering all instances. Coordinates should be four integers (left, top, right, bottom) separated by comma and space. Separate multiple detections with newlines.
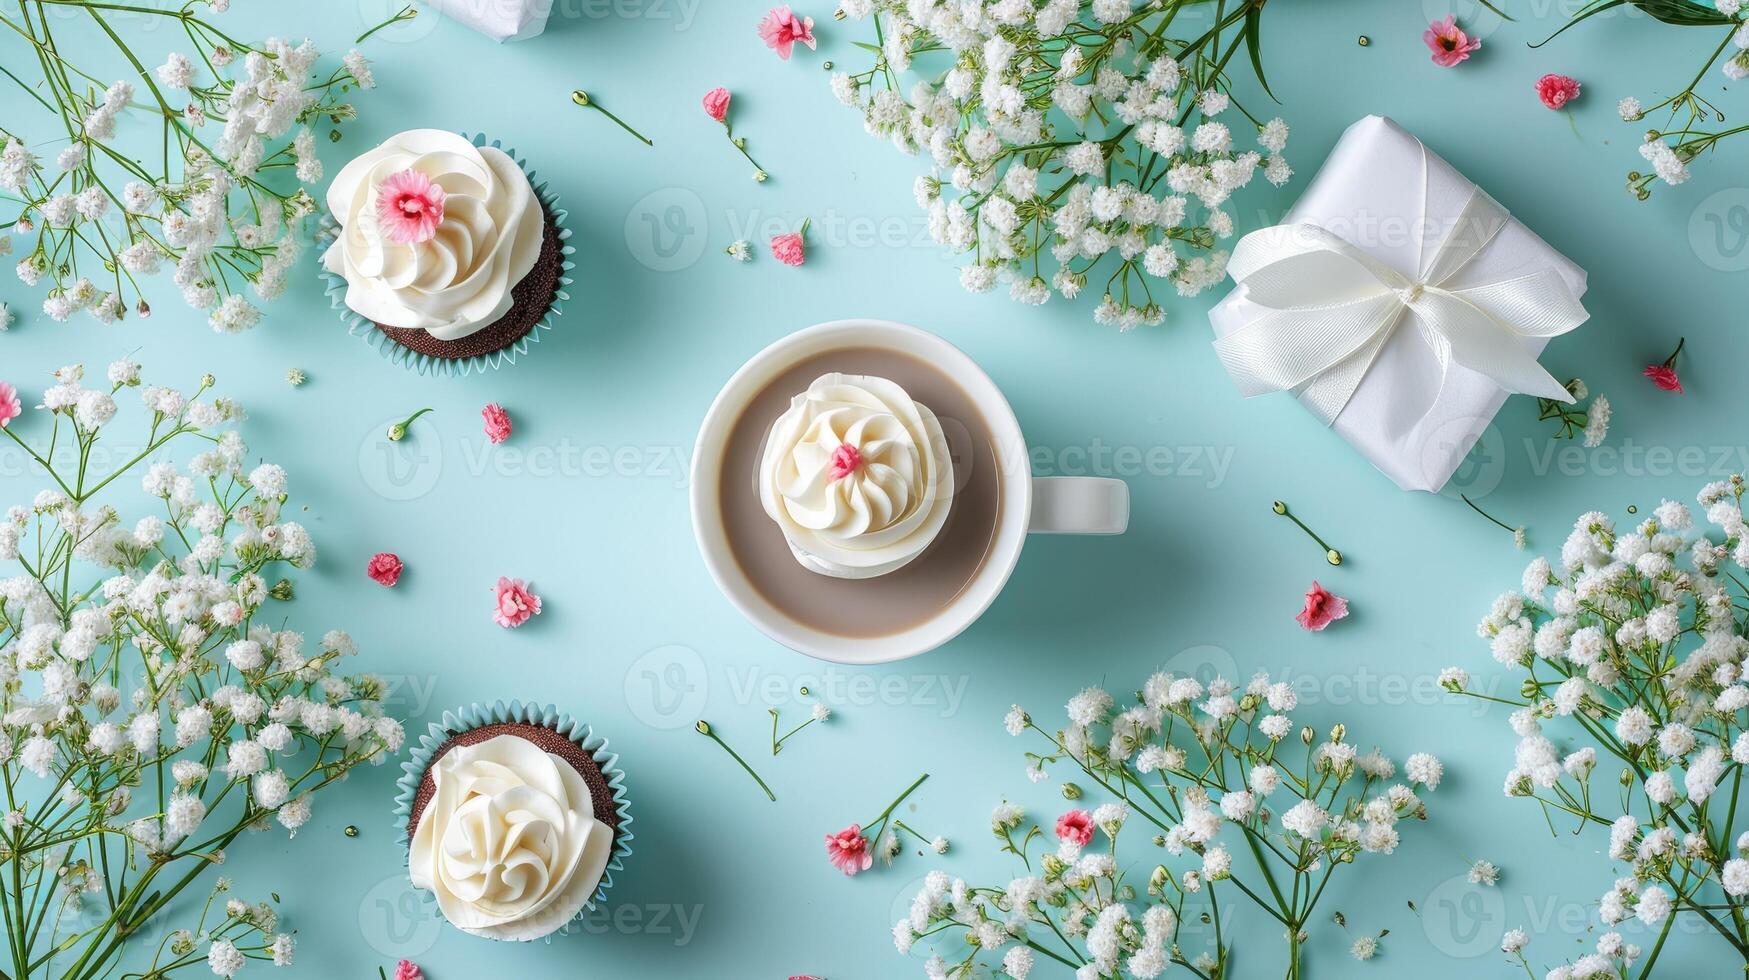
407, 720, 622, 844
392, 700, 634, 940
375, 210, 564, 363
322, 133, 575, 378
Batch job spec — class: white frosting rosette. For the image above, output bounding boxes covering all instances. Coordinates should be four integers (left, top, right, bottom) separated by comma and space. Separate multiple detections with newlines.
408, 734, 614, 942
759, 373, 955, 579
321, 129, 543, 340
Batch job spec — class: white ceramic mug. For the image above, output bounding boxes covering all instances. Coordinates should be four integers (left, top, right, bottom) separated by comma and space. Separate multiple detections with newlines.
690, 319, 1128, 664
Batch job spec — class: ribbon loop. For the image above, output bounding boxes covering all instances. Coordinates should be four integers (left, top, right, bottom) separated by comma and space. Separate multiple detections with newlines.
1213, 163, 1586, 426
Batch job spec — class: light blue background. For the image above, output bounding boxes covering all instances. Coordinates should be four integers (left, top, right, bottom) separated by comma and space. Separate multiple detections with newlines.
3, 0, 1747, 976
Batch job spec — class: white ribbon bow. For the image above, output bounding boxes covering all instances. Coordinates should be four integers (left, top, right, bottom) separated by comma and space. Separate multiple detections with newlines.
1212, 184, 1588, 426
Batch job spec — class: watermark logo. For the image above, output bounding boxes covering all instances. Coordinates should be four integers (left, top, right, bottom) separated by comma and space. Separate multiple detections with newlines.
1689, 187, 1749, 273
357, 416, 443, 502
358, 874, 443, 959
624, 644, 710, 729
625, 188, 708, 272
1421, 873, 1506, 958
1421, 415, 1506, 500
1160, 644, 1240, 688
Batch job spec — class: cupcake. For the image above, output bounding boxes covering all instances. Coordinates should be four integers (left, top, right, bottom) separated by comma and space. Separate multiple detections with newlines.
394, 701, 632, 941
759, 373, 955, 579
321, 130, 572, 376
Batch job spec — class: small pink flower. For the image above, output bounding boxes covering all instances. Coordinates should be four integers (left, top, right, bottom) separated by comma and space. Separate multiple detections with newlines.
824, 823, 872, 876
0, 382, 20, 428
1535, 73, 1581, 110
366, 552, 404, 587
1424, 15, 1480, 68
1644, 364, 1682, 393
758, 5, 816, 60
493, 577, 542, 629
828, 442, 862, 481
1295, 581, 1349, 632
1646, 337, 1685, 393
771, 220, 809, 267
394, 962, 423, 980
482, 403, 512, 444
1055, 809, 1095, 846
374, 169, 446, 245
703, 87, 732, 124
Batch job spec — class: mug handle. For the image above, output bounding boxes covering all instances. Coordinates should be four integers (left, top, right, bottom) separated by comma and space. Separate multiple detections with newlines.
1029, 477, 1129, 535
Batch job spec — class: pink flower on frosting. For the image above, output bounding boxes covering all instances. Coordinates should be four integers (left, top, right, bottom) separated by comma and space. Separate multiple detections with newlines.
394, 962, 423, 980
374, 168, 446, 245
1295, 581, 1349, 632
758, 5, 816, 60
366, 552, 404, 587
482, 403, 512, 444
1424, 15, 1480, 68
1535, 73, 1581, 110
828, 442, 862, 481
703, 87, 732, 123
1055, 809, 1095, 846
493, 577, 542, 629
0, 382, 20, 428
824, 824, 872, 876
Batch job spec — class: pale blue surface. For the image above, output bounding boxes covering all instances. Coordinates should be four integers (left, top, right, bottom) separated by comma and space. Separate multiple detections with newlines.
2, 0, 1747, 976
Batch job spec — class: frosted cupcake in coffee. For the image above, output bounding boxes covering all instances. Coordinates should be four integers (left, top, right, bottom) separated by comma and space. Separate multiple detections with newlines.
759, 373, 954, 579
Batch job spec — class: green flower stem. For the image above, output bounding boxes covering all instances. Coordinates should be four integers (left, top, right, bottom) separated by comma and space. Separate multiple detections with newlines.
571, 90, 653, 147
1661, 336, 1686, 369
892, 819, 931, 844
1461, 493, 1521, 536
1271, 500, 1343, 566
387, 408, 432, 442
695, 721, 775, 801
357, 4, 415, 44
721, 125, 768, 181
860, 773, 929, 845
769, 707, 820, 754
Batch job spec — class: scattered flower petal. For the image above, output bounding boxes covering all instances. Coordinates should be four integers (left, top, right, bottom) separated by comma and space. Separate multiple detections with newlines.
366, 552, 403, 588
759, 5, 816, 60
1296, 581, 1349, 631
493, 577, 542, 629
482, 402, 512, 444
824, 823, 872, 876
1535, 73, 1581, 110
1424, 15, 1480, 67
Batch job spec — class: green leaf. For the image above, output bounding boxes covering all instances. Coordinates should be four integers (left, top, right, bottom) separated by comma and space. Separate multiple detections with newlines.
1529, 0, 1627, 48
1631, 0, 1736, 24
850, 41, 883, 53
1535, 0, 1732, 46
1244, 7, 1278, 102
1474, 0, 1515, 19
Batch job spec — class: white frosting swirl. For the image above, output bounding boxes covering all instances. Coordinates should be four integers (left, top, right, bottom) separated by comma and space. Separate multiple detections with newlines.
321, 129, 542, 340
759, 373, 954, 579
409, 734, 612, 942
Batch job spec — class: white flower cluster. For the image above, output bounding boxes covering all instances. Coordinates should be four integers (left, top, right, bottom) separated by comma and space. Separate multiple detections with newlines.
1459, 477, 1749, 976
0, 3, 380, 330
1609, 4, 1747, 197
832, 0, 1291, 329
0, 362, 402, 976
898, 671, 1438, 977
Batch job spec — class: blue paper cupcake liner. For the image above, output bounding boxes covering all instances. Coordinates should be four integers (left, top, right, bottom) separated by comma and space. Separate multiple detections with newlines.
320, 133, 575, 378
392, 699, 634, 941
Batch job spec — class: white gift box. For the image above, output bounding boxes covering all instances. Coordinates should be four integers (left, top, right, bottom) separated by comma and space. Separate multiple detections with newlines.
420, 0, 552, 41
1208, 115, 1590, 492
